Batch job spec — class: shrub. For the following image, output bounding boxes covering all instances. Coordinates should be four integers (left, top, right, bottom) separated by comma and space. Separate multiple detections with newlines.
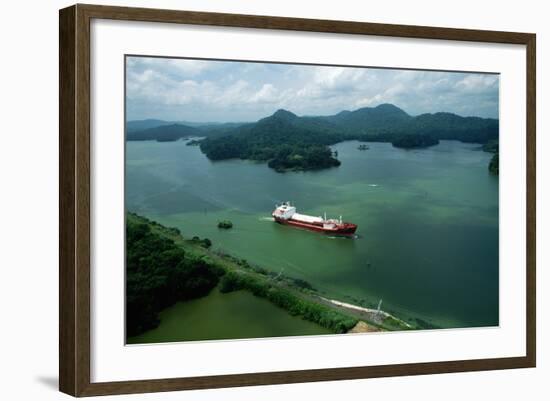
218, 220, 233, 229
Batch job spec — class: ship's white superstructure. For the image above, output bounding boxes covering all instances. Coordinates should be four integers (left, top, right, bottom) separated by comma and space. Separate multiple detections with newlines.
271, 202, 357, 235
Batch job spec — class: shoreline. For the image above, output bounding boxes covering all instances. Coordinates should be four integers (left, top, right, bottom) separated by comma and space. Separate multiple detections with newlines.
319, 297, 412, 329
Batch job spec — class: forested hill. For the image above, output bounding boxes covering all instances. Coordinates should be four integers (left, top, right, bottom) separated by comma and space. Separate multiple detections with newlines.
199, 109, 344, 172
198, 104, 498, 171
319, 104, 498, 142
322, 103, 413, 133
408, 112, 498, 142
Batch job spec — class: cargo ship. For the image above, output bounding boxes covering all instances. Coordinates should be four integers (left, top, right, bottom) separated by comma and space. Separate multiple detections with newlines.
272, 202, 357, 236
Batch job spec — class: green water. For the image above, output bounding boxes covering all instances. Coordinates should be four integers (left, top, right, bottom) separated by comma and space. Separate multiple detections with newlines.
126, 139, 499, 329
127, 288, 331, 344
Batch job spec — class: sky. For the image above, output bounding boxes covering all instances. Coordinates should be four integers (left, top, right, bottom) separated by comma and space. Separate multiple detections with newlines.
126, 56, 499, 123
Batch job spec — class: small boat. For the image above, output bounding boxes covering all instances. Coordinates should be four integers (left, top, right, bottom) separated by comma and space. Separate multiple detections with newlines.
272, 202, 357, 236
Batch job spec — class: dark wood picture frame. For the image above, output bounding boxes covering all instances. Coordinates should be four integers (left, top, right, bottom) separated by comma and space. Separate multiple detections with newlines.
59, 3, 536, 397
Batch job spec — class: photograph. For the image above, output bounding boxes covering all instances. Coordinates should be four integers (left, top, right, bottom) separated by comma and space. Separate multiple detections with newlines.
124, 55, 500, 344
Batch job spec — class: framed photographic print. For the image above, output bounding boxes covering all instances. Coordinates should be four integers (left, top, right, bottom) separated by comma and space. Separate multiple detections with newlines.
59, 4, 536, 397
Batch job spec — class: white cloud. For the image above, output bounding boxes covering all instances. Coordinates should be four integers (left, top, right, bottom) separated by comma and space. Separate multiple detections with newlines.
126, 57, 499, 122
128, 57, 214, 77
454, 74, 498, 93
250, 84, 279, 103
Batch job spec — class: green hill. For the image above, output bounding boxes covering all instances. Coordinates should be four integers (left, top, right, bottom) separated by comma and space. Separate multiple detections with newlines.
324, 103, 413, 133
406, 112, 498, 143
200, 109, 345, 172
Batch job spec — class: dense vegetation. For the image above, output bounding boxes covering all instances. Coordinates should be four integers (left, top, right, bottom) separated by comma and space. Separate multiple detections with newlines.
126, 217, 223, 336
489, 153, 499, 175
482, 139, 499, 153
482, 139, 499, 175
267, 144, 341, 172
391, 134, 439, 149
217, 220, 233, 229
189, 236, 212, 248
195, 104, 498, 172
219, 271, 358, 333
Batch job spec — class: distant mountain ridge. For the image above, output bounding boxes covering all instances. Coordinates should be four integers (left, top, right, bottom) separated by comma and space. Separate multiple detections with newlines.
127, 103, 497, 142
126, 119, 247, 133
126, 124, 200, 142
126, 119, 173, 132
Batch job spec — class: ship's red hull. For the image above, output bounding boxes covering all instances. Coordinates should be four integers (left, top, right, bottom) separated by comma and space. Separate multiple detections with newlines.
273, 216, 357, 235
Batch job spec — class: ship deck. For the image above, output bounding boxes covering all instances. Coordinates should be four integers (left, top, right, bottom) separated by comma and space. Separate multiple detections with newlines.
291, 212, 324, 224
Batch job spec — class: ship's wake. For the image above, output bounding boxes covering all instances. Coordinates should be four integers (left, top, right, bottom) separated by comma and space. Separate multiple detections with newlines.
326, 234, 361, 240
259, 217, 275, 222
